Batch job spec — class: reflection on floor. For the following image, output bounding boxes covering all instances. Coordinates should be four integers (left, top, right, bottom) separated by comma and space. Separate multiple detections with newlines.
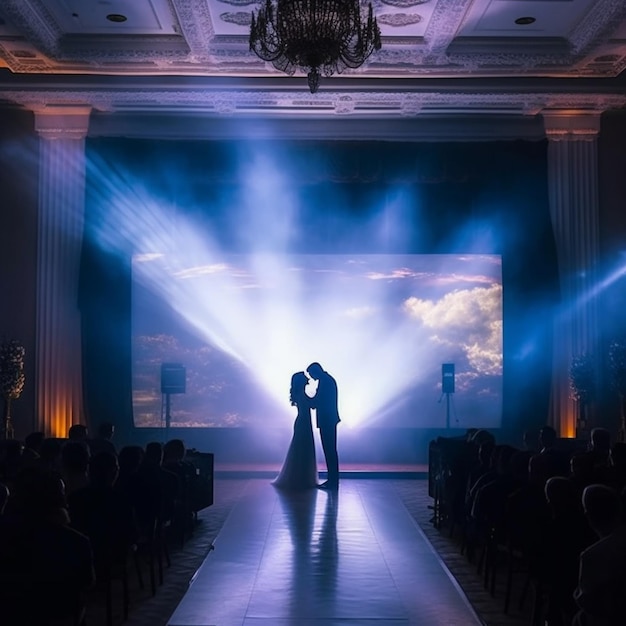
167, 479, 482, 626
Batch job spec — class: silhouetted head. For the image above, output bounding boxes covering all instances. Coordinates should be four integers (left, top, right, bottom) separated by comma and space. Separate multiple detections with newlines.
570, 452, 594, 481
0, 481, 8, 515
306, 362, 324, 380
582, 484, 622, 538
545, 476, 579, 516
290, 371, 308, 406
163, 439, 186, 463
39, 438, 62, 466
611, 442, 626, 473
118, 445, 144, 476
590, 427, 611, 454
478, 440, 495, 466
539, 426, 557, 451
24, 431, 45, 453
11, 467, 67, 519
472, 429, 495, 447
88, 451, 119, 487
98, 421, 115, 440
522, 429, 539, 452
68, 424, 88, 441
145, 442, 163, 466
61, 441, 90, 474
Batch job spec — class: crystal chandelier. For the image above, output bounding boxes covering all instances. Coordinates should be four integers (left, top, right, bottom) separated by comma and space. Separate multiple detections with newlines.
250, 0, 382, 94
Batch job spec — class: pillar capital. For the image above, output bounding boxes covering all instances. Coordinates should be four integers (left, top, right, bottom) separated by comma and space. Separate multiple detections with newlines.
542, 110, 601, 142
32, 105, 92, 140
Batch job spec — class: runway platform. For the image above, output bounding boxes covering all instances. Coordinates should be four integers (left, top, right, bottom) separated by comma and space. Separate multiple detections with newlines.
166, 478, 482, 626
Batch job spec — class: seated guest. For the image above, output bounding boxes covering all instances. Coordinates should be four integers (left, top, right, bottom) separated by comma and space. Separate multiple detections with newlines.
68, 423, 89, 442
0, 439, 23, 488
89, 421, 117, 457
573, 484, 626, 625
535, 425, 570, 477
114, 445, 145, 511
0, 481, 8, 515
136, 442, 178, 528
61, 441, 90, 497
34, 437, 63, 473
570, 452, 596, 497
522, 428, 539, 454
609, 442, 626, 491
587, 428, 613, 484
21, 431, 45, 468
542, 477, 595, 626
163, 439, 198, 536
68, 451, 137, 581
0, 468, 95, 625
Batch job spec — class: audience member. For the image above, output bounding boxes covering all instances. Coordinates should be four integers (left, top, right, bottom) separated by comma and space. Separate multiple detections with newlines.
542, 476, 594, 626
534, 425, 570, 477
0, 439, 22, 489
136, 442, 178, 529
68, 451, 137, 581
68, 423, 89, 442
573, 484, 626, 625
0, 467, 95, 625
61, 441, 91, 496
0, 481, 8, 515
89, 421, 117, 457
21, 431, 45, 468
35, 437, 63, 473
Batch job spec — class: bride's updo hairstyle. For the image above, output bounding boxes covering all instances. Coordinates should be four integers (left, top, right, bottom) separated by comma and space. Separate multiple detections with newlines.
290, 371, 308, 406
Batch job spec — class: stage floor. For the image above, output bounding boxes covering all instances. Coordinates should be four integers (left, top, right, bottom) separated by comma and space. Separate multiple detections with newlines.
167, 479, 481, 626
214, 463, 429, 479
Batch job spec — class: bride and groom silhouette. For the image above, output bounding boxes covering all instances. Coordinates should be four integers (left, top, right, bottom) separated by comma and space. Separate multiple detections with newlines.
273, 362, 340, 491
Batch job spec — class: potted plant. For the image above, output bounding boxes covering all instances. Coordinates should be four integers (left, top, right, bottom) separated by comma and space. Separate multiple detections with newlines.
608, 341, 626, 442
569, 352, 595, 439
0, 339, 26, 440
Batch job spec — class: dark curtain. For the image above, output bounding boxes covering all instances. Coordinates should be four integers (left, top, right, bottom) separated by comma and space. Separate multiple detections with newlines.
79, 137, 556, 440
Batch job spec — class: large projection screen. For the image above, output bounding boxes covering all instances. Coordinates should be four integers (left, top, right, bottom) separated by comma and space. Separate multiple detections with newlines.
132, 253, 502, 430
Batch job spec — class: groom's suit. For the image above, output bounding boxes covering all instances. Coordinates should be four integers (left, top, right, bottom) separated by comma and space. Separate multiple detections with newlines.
312, 370, 340, 487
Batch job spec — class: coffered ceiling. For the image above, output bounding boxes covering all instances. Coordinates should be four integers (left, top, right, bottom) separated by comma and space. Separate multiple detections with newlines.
0, 0, 625, 126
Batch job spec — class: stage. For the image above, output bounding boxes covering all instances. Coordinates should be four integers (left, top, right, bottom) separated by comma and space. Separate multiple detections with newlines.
166, 479, 481, 626
213, 463, 428, 479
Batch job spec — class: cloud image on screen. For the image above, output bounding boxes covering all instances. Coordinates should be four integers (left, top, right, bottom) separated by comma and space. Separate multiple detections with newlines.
132, 253, 502, 429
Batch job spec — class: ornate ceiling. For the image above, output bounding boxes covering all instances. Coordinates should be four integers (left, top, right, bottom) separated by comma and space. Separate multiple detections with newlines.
0, 0, 625, 128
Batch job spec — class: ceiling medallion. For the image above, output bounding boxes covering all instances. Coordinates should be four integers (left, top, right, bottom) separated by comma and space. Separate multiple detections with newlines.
377, 13, 422, 27
514, 16, 536, 26
379, 0, 429, 6
221, 12, 253, 26
106, 14, 128, 23
250, 0, 382, 94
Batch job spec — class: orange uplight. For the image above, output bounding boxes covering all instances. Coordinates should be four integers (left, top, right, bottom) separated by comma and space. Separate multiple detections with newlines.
560, 405, 577, 439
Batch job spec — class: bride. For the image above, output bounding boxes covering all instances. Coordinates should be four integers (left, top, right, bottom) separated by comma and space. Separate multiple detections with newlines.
273, 371, 318, 490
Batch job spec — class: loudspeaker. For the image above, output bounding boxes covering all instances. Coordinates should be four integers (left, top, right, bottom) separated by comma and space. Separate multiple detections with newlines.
442, 363, 455, 394
161, 362, 186, 394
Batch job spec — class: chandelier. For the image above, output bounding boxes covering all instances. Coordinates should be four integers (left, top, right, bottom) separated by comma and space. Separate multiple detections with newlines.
250, 0, 382, 94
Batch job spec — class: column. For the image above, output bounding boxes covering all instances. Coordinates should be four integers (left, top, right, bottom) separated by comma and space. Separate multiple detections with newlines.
544, 111, 601, 438
34, 106, 91, 438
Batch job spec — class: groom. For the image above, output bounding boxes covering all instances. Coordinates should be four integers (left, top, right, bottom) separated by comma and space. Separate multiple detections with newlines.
306, 362, 340, 489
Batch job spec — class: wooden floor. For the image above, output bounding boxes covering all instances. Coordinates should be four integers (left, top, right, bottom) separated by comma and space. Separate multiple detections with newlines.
167, 479, 482, 626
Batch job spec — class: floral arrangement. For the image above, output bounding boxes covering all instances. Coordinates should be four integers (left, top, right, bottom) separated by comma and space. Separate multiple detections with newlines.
569, 352, 595, 405
609, 341, 626, 396
0, 339, 26, 400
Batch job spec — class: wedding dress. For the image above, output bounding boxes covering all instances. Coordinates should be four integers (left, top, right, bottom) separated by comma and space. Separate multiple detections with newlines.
273, 398, 318, 490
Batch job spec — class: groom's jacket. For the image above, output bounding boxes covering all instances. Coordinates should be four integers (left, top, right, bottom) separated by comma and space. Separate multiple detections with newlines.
312, 372, 340, 429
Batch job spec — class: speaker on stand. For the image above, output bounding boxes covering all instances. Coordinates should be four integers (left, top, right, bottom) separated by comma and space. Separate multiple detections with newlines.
161, 363, 186, 441
440, 363, 455, 428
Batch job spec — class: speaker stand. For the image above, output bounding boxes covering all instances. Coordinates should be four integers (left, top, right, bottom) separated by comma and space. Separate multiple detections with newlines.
165, 392, 172, 442
438, 392, 453, 429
